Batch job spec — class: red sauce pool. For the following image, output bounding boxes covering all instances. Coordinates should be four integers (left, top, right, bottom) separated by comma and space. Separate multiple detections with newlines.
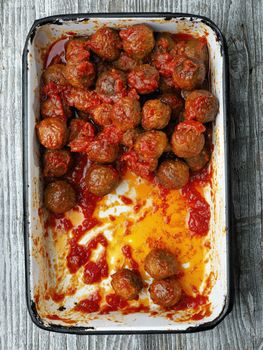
75, 292, 101, 313
182, 166, 212, 236
173, 33, 207, 44
100, 294, 128, 314
173, 293, 208, 311
83, 252, 108, 284
45, 37, 69, 68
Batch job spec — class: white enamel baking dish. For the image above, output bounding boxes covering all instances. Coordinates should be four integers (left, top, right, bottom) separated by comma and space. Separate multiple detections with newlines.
22, 13, 231, 334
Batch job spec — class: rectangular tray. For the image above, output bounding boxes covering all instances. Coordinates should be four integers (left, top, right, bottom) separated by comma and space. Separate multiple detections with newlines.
22, 13, 231, 334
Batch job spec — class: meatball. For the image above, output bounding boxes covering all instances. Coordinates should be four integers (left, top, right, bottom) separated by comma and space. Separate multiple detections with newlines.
41, 64, 67, 86
156, 159, 189, 190
172, 56, 206, 91
68, 120, 95, 153
65, 37, 90, 62
63, 87, 101, 114
64, 61, 95, 89
142, 99, 171, 130
43, 149, 71, 177
113, 52, 140, 72
159, 93, 184, 119
171, 121, 205, 158
174, 38, 208, 65
90, 103, 112, 126
88, 27, 122, 61
121, 150, 158, 179
111, 97, 141, 131
155, 32, 175, 52
120, 24, 155, 60
184, 146, 210, 172
96, 69, 127, 103
185, 90, 219, 123
87, 138, 119, 163
111, 269, 143, 300
144, 248, 178, 280
149, 277, 182, 307
85, 164, 119, 196
121, 128, 141, 148
40, 95, 67, 120
134, 131, 168, 161
44, 180, 76, 214
36, 118, 67, 150
128, 64, 159, 95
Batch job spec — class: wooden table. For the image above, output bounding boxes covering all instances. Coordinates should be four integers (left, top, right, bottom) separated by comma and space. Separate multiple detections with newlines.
1, 0, 262, 349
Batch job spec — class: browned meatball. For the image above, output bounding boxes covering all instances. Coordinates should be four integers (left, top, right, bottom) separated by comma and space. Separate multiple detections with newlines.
185, 90, 219, 123
134, 131, 168, 161
171, 121, 205, 158
174, 38, 208, 65
40, 96, 66, 120
43, 149, 71, 177
41, 64, 67, 86
159, 93, 184, 119
144, 248, 178, 280
96, 69, 127, 103
113, 52, 140, 72
142, 99, 171, 130
36, 118, 67, 150
149, 277, 182, 307
65, 37, 90, 62
121, 128, 141, 148
172, 56, 206, 91
85, 164, 119, 196
90, 103, 112, 126
128, 64, 159, 95
88, 27, 122, 61
156, 159, 189, 190
184, 146, 210, 172
44, 180, 76, 214
120, 24, 155, 60
111, 97, 141, 131
155, 32, 175, 52
64, 61, 95, 89
111, 269, 143, 300
87, 138, 119, 163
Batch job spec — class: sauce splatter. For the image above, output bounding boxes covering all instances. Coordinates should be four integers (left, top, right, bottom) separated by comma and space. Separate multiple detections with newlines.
122, 245, 139, 270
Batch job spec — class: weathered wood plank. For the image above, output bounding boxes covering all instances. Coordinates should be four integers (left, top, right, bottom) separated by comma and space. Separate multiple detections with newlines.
0, 0, 262, 349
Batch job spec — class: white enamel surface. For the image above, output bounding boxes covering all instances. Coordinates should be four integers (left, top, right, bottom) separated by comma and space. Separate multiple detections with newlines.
24, 16, 229, 332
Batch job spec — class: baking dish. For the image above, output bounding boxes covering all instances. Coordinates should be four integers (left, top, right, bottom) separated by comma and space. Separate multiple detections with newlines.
22, 13, 231, 334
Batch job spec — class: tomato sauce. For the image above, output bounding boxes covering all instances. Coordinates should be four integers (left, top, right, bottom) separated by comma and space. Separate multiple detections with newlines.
67, 234, 108, 275
122, 245, 139, 270
182, 166, 212, 236
45, 314, 75, 324
120, 195, 133, 205
83, 252, 108, 284
173, 293, 208, 311
45, 37, 69, 68
100, 294, 128, 314
75, 292, 101, 313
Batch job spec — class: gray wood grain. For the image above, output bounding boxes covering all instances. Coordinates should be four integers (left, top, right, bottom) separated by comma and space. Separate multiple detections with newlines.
0, 0, 262, 349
